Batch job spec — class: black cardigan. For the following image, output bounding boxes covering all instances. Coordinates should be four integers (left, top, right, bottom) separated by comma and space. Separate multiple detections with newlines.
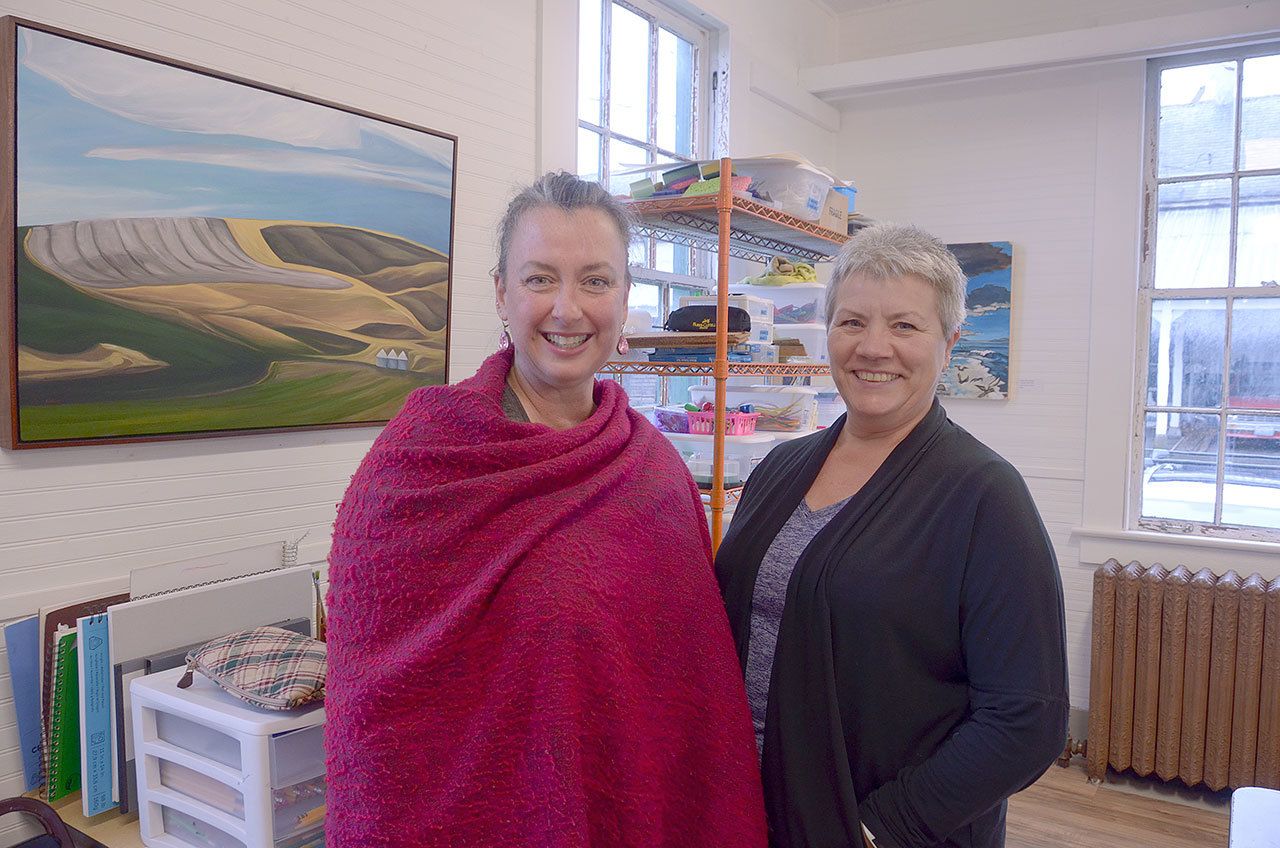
715, 400, 1069, 848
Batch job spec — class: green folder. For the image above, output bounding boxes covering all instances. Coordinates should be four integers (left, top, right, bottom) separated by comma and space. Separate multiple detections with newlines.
46, 628, 81, 802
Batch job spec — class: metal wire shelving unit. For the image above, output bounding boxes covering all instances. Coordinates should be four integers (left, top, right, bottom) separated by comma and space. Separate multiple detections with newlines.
604, 158, 849, 550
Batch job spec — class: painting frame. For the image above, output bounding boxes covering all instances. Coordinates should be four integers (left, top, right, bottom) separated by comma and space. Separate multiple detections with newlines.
1, 16, 458, 449
938, 241, 1013, 401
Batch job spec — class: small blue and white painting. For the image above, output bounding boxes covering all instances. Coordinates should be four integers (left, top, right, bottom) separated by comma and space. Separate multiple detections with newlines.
938, 242, 1012, 400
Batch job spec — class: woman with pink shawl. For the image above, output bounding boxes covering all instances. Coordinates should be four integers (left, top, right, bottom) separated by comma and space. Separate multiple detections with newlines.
325, 172, 766, 847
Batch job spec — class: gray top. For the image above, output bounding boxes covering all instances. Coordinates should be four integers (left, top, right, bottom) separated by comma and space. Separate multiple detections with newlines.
745, 495, 850, 758
501, 382, 530, 423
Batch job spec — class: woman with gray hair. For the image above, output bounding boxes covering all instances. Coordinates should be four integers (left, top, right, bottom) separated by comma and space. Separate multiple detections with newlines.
327, 171, 766, 847
715, 224, 1068, 848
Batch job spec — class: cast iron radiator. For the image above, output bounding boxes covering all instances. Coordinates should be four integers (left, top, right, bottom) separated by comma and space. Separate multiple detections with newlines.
1086, 558, 1280, 791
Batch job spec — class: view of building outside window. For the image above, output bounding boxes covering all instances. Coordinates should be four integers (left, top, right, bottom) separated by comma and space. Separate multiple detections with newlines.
1139, 49, 1280, 536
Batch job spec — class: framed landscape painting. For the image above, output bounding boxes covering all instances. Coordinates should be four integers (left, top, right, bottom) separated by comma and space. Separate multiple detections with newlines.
1, 18, 456, 448
938, 241, 1012, 400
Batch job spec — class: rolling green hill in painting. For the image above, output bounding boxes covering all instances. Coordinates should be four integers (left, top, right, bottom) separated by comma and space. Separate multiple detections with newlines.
16, 217, 451, 442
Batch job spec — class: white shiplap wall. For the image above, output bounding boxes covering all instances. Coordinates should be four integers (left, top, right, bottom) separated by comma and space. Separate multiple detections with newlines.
0, 0, 537, 820
835, 62, 1141, 709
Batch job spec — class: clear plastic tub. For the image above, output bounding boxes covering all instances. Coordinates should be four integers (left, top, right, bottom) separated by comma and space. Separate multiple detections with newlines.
688, 385, 819, 432
736, 158, 835, 220
731, 282, 827, 325
773, 323, 829, 363
689, 456, 742, 488
816, 390, 847, 428
653, 405, 690, 433
662, 432, 775, 481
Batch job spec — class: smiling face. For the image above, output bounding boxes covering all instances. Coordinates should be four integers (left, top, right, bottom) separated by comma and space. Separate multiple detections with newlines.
827, 271, 960, 439
495, 205, 629, 400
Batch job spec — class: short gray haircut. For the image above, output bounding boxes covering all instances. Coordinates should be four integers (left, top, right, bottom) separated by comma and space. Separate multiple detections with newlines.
495, 171, 636, 283
825, 223, 967, 336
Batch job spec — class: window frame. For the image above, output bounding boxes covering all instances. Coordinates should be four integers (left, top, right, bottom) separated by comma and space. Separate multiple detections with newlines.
578, 0, 711, 301
1131, 44, 1280, 543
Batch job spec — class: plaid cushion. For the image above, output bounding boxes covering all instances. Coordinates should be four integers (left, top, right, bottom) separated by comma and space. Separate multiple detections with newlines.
182, 626, 326, 710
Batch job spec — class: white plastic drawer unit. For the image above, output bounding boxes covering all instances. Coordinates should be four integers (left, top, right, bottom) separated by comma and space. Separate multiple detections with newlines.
131, 667, 326, 848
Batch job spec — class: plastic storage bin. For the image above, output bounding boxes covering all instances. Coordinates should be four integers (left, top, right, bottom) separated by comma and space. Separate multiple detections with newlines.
132, 666, 326, 848
736, 158, 835, 220
815, 389, 847, 428
730, 283, 826, 325
773, 323, 829, 363
688, 385, 819, 432
688, 456, 743, 488
653, 405, 690, 433
662, 431, 775, 482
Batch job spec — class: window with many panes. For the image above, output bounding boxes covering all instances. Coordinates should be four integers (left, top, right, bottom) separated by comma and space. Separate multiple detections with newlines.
1135, 47, 1280, 540
577, 0, 709, 329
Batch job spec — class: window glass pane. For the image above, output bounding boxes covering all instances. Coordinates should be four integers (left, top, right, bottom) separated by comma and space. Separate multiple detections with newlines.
654, 240, 675, 273
609, 137, 648, 196
653, 240, 692, 275
1158, 62, 1237, 178
1229, 298, 1280, 410
577, 128, 602, 184
1155, 179, 1231, 288
1142, 411, 1221, 523
657, 29, 695, 156
628, 280, 662, 319
1224, 416, 1280, 528
628, 238, 649, 266
578, 0, 603, 124
609, 3, 650, 141
1147, 299, 1226, 409
1241, 55, 1280, 171
1236, 174, 1280, 287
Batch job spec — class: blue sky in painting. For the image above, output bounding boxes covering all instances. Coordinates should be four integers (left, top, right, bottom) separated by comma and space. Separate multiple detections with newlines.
16, 28, 455, 252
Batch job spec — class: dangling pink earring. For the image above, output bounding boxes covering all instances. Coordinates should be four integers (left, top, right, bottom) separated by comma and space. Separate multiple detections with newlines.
616, 336, 629, 356
498, 325, 511, 351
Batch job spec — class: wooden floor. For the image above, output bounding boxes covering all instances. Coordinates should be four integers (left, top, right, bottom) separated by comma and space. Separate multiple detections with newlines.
1007, 762, 1229, 848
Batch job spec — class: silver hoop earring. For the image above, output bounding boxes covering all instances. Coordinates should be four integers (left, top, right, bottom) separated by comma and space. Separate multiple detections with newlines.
498, 325, 511, 351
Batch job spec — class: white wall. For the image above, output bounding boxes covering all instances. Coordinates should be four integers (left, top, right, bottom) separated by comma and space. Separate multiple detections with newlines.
0, 0, 539, 823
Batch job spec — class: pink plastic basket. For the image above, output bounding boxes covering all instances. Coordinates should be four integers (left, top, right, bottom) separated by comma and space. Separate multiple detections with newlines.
687, 410, 760, 436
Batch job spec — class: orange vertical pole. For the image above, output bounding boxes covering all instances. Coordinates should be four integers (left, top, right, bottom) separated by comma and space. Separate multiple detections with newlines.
711, 157, 731, 551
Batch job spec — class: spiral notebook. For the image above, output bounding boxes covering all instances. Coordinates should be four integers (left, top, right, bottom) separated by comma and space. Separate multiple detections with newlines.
46, 626, 81, 803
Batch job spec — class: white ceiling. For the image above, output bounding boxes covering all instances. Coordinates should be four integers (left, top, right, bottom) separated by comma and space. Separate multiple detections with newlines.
814, 0, 904, 14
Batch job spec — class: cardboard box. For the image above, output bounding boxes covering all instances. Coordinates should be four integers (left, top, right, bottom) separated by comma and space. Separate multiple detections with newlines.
816, 187, 849, 233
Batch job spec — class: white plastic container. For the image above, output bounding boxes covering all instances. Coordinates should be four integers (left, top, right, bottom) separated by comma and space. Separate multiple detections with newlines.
736, 158, 836, 220
815, 389, 847, 428
730, 282, 827, 325
773, 323, 829, 364
132, 667, 326, 848
688, 455, 743, 488
661, 431, 775, 480
688, 385, 819, 432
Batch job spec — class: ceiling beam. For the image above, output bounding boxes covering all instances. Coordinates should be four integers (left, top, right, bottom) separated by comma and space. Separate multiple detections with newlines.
800, 0, 1280, 99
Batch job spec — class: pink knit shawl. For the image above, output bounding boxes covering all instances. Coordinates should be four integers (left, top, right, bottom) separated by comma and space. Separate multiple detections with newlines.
325, 349, 766, 847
